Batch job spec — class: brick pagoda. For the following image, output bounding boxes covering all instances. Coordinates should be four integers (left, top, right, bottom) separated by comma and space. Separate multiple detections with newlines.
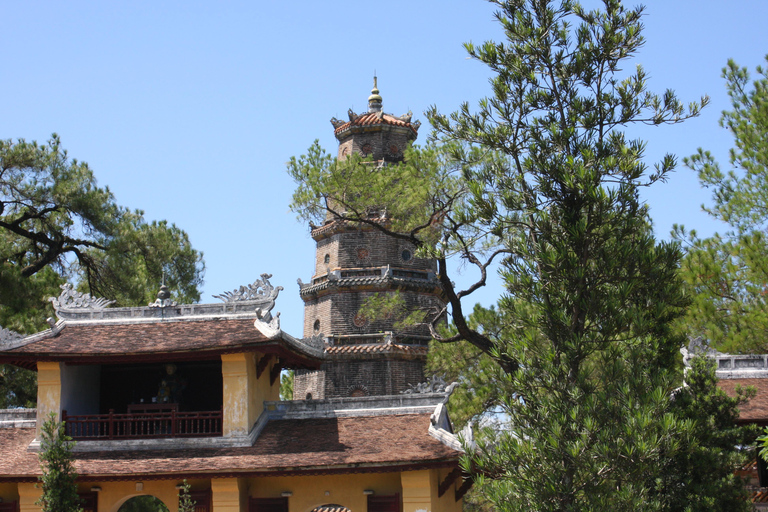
294, 79, 445, 399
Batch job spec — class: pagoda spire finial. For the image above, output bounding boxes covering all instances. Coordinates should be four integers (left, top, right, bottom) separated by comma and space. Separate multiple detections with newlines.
368, 74, 382, 113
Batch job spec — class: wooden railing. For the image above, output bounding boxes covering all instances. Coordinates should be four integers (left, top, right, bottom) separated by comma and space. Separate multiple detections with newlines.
62, 408, 223, 440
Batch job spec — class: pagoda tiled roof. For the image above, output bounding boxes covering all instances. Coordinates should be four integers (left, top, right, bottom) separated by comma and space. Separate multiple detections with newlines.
332, 111, 419, 138
325, 344, 428, 357
0, 409, 459, 480
299, 270, 441, 300
310, 219, 375, 240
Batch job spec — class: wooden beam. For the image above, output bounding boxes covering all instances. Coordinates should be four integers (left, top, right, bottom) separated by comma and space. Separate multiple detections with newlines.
455, 477, 473, 502
270, 358, 282, 385
438, 467, 462, 498
256, 354, 272, 379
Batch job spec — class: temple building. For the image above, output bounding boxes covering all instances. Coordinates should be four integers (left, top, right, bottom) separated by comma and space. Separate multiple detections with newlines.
0, 83, 466, 512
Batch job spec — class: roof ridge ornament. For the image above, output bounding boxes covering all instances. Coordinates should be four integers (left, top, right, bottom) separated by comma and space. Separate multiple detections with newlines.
368, 75, 382, 113
214, 273, 284, 303
330, 117, 346, 129
304, 333, 325, 350
49, 283, 115, 313
149, 283, 177, 308
254, 306, 281, 339
681, 336, 721, 366
402, 375, 457, 395
0, 326, 23, 348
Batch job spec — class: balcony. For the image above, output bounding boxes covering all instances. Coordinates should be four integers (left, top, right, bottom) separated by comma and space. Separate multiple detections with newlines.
63, 404, 222, 440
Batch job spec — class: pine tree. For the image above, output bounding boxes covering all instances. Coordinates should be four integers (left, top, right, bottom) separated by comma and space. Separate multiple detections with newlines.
675, 56, 768, 353
288, 0, 725, 508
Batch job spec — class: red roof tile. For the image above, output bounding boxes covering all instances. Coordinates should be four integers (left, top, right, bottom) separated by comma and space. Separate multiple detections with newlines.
4, 319, 269, 358
718, 378, 768, 423
325, 344, 427, 356
0, 413, 458, 480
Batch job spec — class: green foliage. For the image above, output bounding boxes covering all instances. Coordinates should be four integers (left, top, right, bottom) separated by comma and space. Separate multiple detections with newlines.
288, 0, 741, 508
660, 357, 757, 511
280, 370, 294, 400
177, 480, 195, 512
0, 133, 205, 317
79, 217, 204, 307
424, 0, 707, 507
36, 412, 81, 512
0, 134, 205, 405
0, 364, 36, 408
426, 305, 511, 430
675, 56, 768, 353
289, 143, 466, 247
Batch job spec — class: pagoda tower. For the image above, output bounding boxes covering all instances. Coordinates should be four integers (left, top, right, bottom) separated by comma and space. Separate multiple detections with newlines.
294, 79, 444, 399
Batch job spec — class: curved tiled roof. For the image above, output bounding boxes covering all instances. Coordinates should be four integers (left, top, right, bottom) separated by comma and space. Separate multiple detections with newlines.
6, 319, 263, 356
333, 111, 419, 138
310, 219, 382, 240
0, 413, 458, 479
0, 317, 324, 368
299, 275, 441, 299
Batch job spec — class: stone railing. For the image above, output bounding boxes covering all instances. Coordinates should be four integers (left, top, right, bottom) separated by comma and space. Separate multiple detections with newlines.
714, 354, 768, 379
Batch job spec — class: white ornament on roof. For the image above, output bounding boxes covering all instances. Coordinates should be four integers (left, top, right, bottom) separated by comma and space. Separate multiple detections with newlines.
0, 326, 23, 348
254, 306, 281, 339
681, 336, 721, 366
214, 273, 283, 304
402, 375, 456, 394
49, 283, 115, 312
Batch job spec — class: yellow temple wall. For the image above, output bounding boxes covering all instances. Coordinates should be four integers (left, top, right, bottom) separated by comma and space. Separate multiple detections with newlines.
36, 362, 62, 437
430, 467, 465, 512
247, 472, 401, 512
251, 353, 279, 426
221, 352, 279, 437
74, 479, 212, 512
0, 468, 463, 512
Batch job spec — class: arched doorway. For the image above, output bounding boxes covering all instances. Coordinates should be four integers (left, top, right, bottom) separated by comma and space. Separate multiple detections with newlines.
117, 496, 169, 512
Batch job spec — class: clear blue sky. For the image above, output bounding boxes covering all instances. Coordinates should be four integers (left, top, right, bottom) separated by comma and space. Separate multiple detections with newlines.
3, 1, 766, 336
